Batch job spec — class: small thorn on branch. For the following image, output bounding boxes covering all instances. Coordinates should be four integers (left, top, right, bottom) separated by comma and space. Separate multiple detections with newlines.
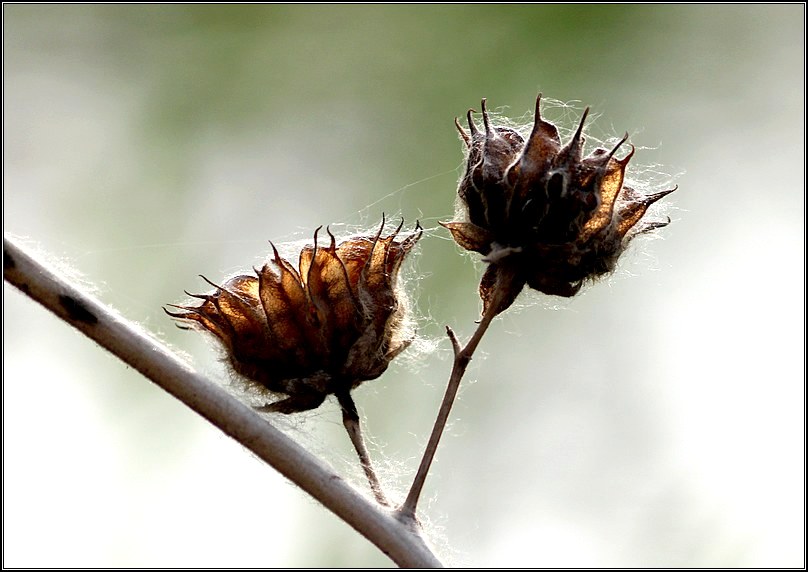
445, 325, 461, 356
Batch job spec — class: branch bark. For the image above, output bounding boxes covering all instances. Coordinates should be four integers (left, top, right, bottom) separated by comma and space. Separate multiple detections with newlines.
3, 234, 442, 568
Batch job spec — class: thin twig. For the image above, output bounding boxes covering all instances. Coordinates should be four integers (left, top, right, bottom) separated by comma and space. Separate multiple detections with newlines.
3, 234, 442, 568
337, 390, 390, 507
397, 300, 499, 521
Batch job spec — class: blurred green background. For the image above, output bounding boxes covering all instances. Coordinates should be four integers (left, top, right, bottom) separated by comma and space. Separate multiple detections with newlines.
3, 5, 804, 567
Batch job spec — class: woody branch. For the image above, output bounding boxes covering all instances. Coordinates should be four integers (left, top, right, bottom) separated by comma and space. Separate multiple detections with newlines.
2, 234, 442, 569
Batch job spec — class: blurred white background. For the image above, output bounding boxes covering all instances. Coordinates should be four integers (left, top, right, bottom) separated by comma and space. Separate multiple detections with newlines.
4, 5, 804, 567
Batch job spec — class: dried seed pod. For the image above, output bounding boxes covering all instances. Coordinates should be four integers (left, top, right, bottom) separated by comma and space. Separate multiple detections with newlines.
442, 95, 676, 317
166, 218, 422, 414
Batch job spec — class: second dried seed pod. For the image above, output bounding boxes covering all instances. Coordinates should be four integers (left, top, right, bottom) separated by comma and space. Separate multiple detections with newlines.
442, 94, 676, 317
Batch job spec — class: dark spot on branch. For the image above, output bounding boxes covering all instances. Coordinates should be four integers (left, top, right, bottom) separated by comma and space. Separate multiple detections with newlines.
59, 294, 98, 325
3, 249, 15, 271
